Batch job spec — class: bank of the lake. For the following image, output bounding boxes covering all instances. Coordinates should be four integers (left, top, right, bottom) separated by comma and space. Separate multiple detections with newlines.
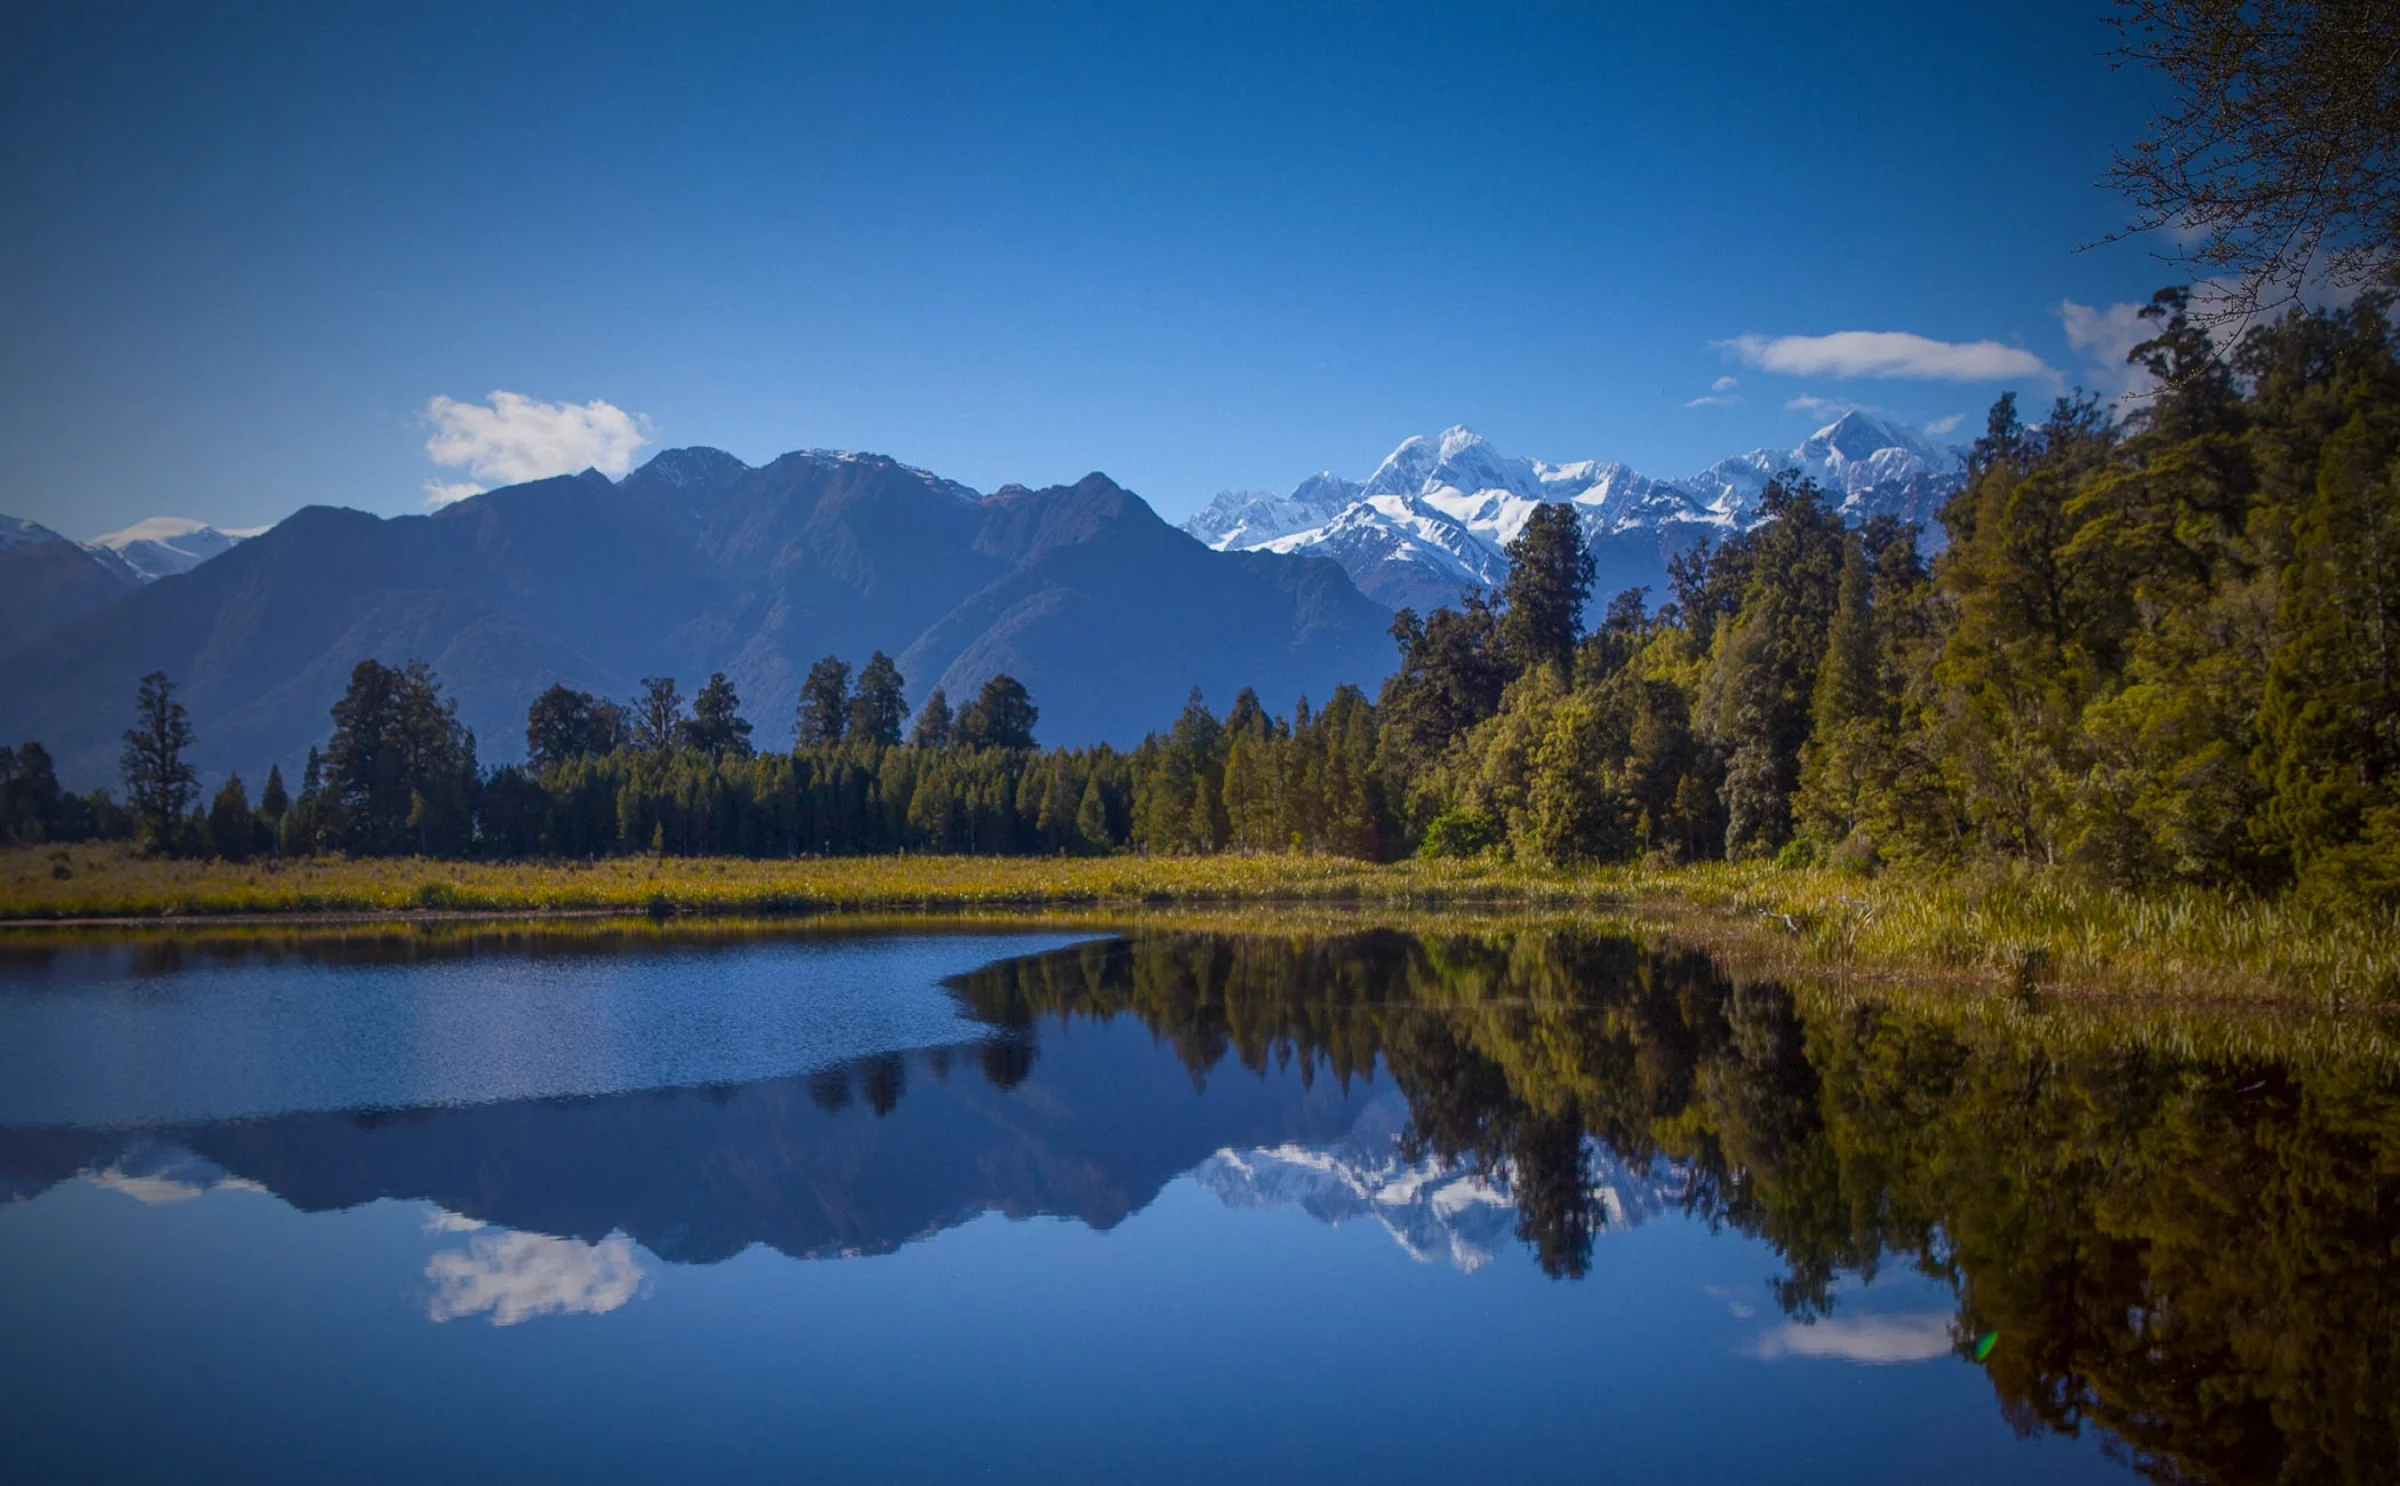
5, 846, 2395, 1008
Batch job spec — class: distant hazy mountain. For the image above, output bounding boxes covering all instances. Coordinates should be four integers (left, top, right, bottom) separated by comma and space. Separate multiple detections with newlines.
85, 516, 260, 583
0, 448, 1397, 787
0, 514, 138, 655
1185, 413, 1965, 610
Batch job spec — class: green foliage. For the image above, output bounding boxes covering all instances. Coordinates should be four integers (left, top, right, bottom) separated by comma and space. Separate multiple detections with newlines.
794, 656, 851, 747
1418, 807, 1502, 859
325, 659, 478, 857
954, 674, 1038, 751
680, 672, 754, 759
847, 652, 908, 747
1376, 296, 2400, 903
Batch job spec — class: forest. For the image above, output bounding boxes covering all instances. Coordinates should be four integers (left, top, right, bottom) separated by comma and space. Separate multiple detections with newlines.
5, 293, 2396, 910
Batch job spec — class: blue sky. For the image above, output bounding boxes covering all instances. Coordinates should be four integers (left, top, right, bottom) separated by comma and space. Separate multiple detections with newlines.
2, 1, 2180, 538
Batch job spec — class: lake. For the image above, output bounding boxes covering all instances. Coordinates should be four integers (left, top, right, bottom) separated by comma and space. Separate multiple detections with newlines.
1, 921, 2392, 1484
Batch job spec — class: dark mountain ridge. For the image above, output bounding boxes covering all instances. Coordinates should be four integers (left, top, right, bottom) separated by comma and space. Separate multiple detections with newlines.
0, 448, 1398, 787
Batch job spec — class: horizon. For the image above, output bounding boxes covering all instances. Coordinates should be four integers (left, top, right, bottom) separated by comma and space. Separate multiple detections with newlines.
6, 0, 2181, 542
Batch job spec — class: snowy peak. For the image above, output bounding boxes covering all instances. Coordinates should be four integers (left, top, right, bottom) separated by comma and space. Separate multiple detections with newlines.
1183, 419, 1968, 610
1193, 1090, 1686, 1273
86, 517, 260, 583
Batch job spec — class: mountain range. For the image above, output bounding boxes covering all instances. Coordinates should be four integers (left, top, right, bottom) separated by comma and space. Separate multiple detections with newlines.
3, 415, 1962, 789
0, 448, 1395, 787
1184, 411, 1965, 610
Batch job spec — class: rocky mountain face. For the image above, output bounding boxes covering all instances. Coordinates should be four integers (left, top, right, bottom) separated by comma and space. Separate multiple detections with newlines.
0, 448, 1397, 787
1185, 413, 1965, 610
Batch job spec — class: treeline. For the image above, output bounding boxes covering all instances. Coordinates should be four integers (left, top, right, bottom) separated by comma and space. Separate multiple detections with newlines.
12, 292, 2397, 904
39, 638, 1391, 862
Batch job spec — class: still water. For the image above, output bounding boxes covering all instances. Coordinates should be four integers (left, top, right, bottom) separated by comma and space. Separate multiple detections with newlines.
0, 923, 2391, 1484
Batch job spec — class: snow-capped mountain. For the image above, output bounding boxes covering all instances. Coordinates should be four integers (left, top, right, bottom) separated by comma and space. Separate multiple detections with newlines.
86, 516, 261, 583
1192, 1090, 1685, 1272
1185, 414, 1966, 611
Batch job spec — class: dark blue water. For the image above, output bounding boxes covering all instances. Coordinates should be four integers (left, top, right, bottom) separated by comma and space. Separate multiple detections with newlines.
0, 925, 2386, 1484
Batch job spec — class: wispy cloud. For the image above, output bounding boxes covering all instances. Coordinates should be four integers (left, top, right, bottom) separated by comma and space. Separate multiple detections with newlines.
1748, 1312, 1954, 1365
1722, 330, 2055, 384
420, 390, 652, 508
1686, 374, 1743, 408
1785, 394, 1865, 417
1924, 413, 1965, 437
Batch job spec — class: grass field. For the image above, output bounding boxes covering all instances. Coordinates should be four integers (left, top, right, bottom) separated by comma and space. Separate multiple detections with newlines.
6, 844, 2396, 1007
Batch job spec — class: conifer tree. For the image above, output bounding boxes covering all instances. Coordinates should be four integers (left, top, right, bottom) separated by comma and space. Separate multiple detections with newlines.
120, 670, 198, 855
1498, 503, 1596, 679
682, 673, 755, 759
910, 688, 953, 748
796, 656, 852, 747
847, 652, 908, 747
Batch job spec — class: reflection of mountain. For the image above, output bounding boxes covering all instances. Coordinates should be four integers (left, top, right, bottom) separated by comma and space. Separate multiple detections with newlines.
1194, 1091, 1685, 1272
0, 1017, 1377, 1266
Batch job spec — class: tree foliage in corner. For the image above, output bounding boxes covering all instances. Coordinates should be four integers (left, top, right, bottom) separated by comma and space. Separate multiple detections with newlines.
2107, 0, 2400, 321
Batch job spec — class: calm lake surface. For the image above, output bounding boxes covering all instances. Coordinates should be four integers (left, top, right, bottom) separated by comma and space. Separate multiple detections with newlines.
1, 923, 2392, 1484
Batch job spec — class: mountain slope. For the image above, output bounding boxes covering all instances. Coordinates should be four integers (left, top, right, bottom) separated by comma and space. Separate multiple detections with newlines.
0, 515, 140, 654
1187, 413, 1966, 608
0, 449, 1399, 787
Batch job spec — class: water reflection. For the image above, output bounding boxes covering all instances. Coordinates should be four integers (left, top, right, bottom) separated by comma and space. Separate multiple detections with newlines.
3, 923, 2396, 1483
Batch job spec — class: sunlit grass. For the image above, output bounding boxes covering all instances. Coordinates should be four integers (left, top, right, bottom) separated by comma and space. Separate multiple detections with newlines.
4, 845, 2394, 1006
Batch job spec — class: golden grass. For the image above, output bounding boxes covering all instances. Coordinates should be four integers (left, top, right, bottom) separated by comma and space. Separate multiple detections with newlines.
4, 845, 2395, 1007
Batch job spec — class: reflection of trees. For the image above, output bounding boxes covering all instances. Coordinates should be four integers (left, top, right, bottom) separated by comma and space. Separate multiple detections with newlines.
950, 927, 2400, 1484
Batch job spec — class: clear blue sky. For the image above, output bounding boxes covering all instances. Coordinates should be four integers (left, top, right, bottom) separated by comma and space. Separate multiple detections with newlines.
1, 0, 2179, 538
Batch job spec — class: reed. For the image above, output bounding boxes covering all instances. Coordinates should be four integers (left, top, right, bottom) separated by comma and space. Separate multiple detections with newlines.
5, 845, 2394, 1006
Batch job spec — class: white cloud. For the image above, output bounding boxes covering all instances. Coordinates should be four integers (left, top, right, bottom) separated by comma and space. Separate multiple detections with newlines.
421, 480, 487, 508
1784, 394, 1864, 417
1722, 330, 2055, 384
426, 1229, 647, 1326
1748, 1312, 1954, 1365
420, 390, 652, 508
1711, 375, 1739, 393
1924, 413, 1965, 437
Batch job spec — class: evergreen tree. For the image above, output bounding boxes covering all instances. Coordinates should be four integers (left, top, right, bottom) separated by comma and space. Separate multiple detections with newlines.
681, 673, 755, 758
1498, 502, 1596, 678
325, 659, 478, 855
120, 671, 198, 855
910, 688, 953, 748
207, 775, 255, 862
955, 675, 1037, 750
847, 652, 908, 747
1074, 771, 1113, 852
795, 656, 852, 747
257, 764, 290, 827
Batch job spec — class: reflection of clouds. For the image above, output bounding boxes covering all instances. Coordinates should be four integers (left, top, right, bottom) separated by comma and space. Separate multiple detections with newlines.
84, 1148, 264, 1206
423, 1207, 488, 1234
425, 1230, 647, 1326
1749, 1312, 1953, 1365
